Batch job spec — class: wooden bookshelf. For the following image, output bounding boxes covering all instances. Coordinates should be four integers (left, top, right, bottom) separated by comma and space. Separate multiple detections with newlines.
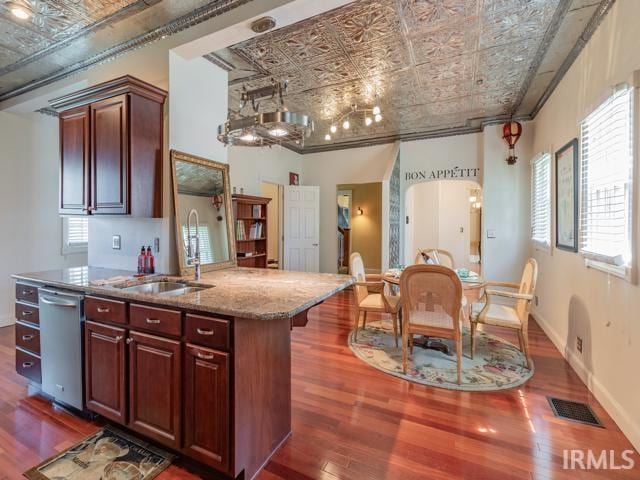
232, 194, 271, 268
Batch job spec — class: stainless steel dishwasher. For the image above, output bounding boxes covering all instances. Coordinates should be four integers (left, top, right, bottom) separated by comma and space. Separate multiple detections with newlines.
38, 287, 85, 410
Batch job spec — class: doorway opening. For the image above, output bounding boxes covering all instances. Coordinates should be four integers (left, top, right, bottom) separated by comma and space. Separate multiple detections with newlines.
404, 180, 482, 270
337, 182, 383, 274
260, 181, 284, 269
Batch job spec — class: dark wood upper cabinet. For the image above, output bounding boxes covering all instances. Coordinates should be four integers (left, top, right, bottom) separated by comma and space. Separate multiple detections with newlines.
51, 76, 166, 217
128, 331, 182, 450
84, 321, 127, 424
59, 106, 90, 214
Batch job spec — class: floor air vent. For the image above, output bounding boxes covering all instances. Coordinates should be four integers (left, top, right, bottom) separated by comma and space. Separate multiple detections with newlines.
547, 397, 603, 427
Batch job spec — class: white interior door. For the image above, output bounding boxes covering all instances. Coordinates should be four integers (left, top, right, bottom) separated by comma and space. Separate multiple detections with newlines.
284, 186, 320, 272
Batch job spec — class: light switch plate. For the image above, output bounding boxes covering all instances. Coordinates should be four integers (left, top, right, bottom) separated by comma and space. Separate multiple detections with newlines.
112, 235, 121, 250
486, 229, 497, 239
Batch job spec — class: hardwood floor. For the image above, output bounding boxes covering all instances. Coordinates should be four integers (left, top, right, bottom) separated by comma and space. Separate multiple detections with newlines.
0, 291, 637, 479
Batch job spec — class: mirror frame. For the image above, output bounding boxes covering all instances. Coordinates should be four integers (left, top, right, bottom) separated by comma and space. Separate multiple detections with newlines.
170, 149, 237, 276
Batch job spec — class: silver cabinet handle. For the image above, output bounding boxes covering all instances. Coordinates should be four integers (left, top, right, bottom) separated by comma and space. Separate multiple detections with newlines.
21, 289, 34, 295
146, 318, 161, 324
97, 306, 110, 313
115, 336, 123, 342
22, 362, 34, 368
196, 328, 214, 336
126, 338, 133, 345
195, 351, 214, 360
21, 334, 34, 341
312, 243, 319, 246
41, 297, 76, 308
21, 310, 33, 316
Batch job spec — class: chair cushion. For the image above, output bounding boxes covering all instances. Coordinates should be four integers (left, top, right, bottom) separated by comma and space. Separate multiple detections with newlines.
471, 302, 521, 328
408, 309, 455, 329
386, 295, 401, 313
360, 294, 386, 310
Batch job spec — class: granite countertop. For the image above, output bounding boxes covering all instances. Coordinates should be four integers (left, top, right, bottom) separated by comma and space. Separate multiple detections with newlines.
12, 266, 354, 320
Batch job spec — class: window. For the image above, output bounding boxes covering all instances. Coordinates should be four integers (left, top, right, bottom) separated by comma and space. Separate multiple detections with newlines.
580, 85, 635, 275
62, 217, 88, 254
182, 224, 214, 264
531, 153, 551, 249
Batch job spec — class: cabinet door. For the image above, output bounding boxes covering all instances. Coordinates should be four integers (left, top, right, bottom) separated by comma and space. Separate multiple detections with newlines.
59, 106, 90, 214
85, 321, 126, 423
128, 331, 181, 449
183, 344, 229, 471
90, 94, 129, 214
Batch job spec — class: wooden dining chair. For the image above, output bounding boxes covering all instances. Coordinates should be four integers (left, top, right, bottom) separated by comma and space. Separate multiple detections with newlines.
415, 248, 455, 269
400, 265, 464, 383
349, 252, 401, 346
470, 258, 538, 369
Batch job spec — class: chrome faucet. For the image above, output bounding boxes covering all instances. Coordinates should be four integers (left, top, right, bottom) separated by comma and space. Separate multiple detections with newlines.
186, 209, 201, 280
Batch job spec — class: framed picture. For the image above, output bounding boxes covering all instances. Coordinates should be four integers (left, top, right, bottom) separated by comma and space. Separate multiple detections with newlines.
555, 138, 579, 251
289, 172, 299, 186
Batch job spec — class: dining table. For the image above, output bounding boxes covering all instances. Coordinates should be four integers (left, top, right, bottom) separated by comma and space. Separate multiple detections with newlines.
382, 268, 486, 355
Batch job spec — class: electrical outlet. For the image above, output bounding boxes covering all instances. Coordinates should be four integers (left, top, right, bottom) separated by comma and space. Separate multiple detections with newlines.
112, 235, 121, 250
576, 336, 583, 354
486, 229, 496, 238
535, 295, 539, 306
154, 237, 160, 253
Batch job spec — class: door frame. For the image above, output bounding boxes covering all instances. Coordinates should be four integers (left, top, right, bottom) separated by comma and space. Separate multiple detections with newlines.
260, 181, 285, 269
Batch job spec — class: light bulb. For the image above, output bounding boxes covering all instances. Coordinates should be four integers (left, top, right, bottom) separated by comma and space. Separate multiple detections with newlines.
11, 6, 30, 19
374, 114, 382, 122
365, 117, 372, 126
324, 134, 331, 141
469, 196, 477, 203
372, 105, 381, 115
269, 128, 287, 137
330, 124, 337, 133
240, 132, 257, 142
342, 120, 350, 130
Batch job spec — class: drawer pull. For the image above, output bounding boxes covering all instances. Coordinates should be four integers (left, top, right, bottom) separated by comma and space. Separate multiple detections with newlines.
196, 328, 214, 336
97, 306, 110, 313
146, 318, 161, 324
196, 351, 214, 360
21, 290, 34, 295
21, 310, 33, 316
22, 362, 34, 369
126, 338, 133, 345
21, 334, 35, 341
115, 336, 123, 343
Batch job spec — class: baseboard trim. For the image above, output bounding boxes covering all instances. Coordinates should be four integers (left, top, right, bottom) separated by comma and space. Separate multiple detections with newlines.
0, 314, 15, 328
531, 310, 640, 453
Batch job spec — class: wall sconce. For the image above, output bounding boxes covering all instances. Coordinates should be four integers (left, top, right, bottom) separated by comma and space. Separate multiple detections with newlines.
356, 207, 364, 215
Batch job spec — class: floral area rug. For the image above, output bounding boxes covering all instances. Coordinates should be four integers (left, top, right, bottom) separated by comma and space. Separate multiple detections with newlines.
348, 320, 534, 391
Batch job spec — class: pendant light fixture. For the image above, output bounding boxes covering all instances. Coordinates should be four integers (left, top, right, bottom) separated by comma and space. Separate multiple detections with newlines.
217, 79, 313, 147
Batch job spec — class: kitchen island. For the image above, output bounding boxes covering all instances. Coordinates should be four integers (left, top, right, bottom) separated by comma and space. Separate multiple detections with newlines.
12, 266, 353, 480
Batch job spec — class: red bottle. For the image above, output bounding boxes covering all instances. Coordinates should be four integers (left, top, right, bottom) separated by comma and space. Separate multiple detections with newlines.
137, 246, 146, 274
146, 246, 155, 274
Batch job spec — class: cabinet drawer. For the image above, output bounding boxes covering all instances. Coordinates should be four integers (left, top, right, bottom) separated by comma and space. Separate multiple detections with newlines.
15, 283, 38, 304
16, 348, 41, 384
86, 296, 127, 325
185, 314, 230, 351
130, 304, 181, 337
15, 322, 40, 355
15, 302, 39, 326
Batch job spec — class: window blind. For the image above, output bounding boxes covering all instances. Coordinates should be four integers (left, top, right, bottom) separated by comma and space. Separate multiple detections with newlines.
531, 153, 551, 248
182, 224, 214, 264
580, 86, 634, 266
66, 217, 88, 247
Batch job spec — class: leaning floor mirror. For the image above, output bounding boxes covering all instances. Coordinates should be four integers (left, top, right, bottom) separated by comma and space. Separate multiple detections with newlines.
171, 150, 237, 276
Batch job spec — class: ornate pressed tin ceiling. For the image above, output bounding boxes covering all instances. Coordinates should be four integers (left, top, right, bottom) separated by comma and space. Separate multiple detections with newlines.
0, 0, 251, 101
213, 0, 614, 153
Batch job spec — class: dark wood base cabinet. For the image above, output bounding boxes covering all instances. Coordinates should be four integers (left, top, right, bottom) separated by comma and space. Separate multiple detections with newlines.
84, 297, 291, 480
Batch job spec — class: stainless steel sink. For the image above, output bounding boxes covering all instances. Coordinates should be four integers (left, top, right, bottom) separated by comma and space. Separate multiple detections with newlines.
119, 281, 210, 296
120, 281, 188, 294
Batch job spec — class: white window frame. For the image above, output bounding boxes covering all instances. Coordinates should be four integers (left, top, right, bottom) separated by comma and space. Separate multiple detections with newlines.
579, 82, 638, 283
62, 217, 88, 255
531, 152, 552, 252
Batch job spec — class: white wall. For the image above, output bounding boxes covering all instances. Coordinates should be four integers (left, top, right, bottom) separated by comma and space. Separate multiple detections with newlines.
0, 112, 87, 325
229, 146, 303, 195
530, 0, 640, 451
302, 143, 398, 273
